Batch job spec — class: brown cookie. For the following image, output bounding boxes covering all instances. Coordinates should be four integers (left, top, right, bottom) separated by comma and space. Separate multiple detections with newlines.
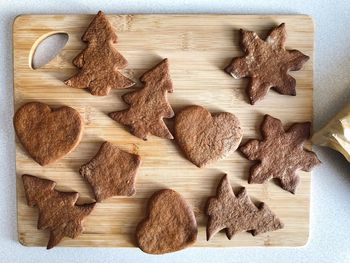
136, 189, 197, 254
65, 11, 135, 96
225, 23, 309, 104
109, 58, 174, 140
174, 105, 243, 167
206, 174, 283, 240
14, 102, 84, 166
239, 114, 321, 193
22, 174, 95, 249
79, 141, 141, 202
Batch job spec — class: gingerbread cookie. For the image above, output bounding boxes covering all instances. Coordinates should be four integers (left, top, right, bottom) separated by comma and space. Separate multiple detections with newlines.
14, 102, 84, 166
109, 58, 174, 140
175, 105, 242, 167
22, 174, 95, 249
206, 174, 283, 240
65, 11, 135, 96
239, 114, 321, 193
225, 23, 309, 104
136, 189, 197, 254
80, 141, 141, 202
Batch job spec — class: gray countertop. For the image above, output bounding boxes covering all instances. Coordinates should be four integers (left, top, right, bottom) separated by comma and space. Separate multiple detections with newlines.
1, 1, 350, 262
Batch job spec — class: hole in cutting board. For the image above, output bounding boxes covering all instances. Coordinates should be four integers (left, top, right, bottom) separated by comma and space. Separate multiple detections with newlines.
30, 32, 69, 69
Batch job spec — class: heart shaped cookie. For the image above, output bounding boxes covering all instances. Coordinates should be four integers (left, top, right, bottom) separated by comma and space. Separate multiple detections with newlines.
136, 189, 197, 254
14, 102, 84, 166
175, 105, 243, 167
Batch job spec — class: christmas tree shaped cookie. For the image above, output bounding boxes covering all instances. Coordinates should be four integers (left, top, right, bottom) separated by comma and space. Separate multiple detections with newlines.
22, 174, 95, 249
65, 11, 135, 96
206, 175, 283, 240
109, 58, 174, 140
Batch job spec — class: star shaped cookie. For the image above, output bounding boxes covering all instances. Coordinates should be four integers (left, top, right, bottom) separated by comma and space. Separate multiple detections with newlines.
239, 115, 321, 193
225, 23, 309, 104
80, 141, 141, 202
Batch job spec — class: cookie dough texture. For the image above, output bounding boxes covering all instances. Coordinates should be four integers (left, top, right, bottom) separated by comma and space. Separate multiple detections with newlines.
225, 23, 309, 104
80, 141, 141, 202
109, 58, 174, 140
175, 105, 242, 167
240, 114, 321, 193
136, 189, 197, 254
22, 174, 95, 249
14, 102, 84, 166
206, 175, 284, 240
65, 11, 135, 96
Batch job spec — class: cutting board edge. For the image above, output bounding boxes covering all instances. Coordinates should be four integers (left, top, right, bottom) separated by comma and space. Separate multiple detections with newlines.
13, 13, 314, 249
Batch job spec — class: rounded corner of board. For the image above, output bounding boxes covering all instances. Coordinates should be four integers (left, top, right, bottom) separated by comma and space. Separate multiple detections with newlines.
294, 231, 310, 248
13, 15, 31, 31
18, 233, 30, 248
300, 14, 315, 29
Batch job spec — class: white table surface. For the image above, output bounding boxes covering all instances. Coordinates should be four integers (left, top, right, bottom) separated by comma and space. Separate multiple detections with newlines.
1, 1, 350, 262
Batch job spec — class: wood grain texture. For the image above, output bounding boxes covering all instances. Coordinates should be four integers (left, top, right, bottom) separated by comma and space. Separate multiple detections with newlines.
13, 14, 314, 248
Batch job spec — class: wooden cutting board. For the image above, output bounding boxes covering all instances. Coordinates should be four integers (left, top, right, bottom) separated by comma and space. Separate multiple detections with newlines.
14, 14, 314, 248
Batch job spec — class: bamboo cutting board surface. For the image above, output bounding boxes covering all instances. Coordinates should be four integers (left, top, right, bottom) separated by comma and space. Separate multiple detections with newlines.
14, 14, 314, 248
